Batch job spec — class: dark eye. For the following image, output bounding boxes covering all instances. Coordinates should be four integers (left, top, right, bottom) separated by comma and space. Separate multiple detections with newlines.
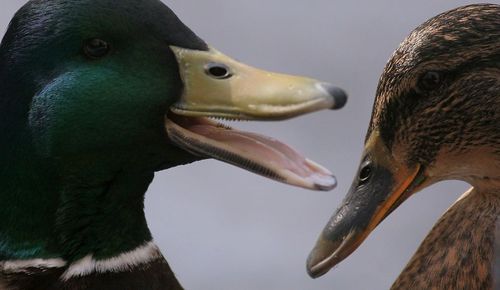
83, 38, 111, 59
418, 71, 443, 91
205, 63, 232, 79
359, 163, 372, 184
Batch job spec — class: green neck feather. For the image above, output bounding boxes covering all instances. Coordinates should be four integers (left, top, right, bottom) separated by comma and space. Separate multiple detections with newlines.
0, 114, 158, 262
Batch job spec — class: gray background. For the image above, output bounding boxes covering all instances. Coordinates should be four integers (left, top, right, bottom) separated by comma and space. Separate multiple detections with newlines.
1, 1, 482, 289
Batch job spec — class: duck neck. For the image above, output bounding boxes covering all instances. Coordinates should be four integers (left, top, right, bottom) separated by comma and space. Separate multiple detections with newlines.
392, 188, 499, 289
55, 170, 156, 260
0, 145, 156, 263
0, 152, 185, 288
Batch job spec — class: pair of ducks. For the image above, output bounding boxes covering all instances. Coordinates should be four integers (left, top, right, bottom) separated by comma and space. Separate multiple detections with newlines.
0, 0, 498, 289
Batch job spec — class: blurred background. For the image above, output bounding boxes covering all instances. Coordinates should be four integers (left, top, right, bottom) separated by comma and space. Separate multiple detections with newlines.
1, 1, 481, 289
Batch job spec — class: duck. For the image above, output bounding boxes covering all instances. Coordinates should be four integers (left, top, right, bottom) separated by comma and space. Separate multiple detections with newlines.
0, 0, 348, 289
306, 4, 499, 289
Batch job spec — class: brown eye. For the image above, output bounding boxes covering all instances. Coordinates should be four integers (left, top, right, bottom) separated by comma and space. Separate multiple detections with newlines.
359, 163, 372, 184
205, 63, 233, 79
83, 38, 110, 59
418, 71, 443, 91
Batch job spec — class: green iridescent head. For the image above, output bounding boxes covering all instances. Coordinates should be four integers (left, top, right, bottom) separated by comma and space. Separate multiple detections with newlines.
0, 0, 346, 261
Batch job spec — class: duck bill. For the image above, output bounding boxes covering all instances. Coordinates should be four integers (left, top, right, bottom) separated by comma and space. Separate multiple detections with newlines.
169, 46, 347, 119
307, 132, 427, 277
165, 46, 347, 191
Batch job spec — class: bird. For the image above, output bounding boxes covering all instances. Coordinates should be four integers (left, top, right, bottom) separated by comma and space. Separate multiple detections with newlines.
307, 4, 499, 289
0, 0, 348, 289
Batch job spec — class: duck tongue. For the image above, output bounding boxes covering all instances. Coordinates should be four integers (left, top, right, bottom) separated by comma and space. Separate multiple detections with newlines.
165, 115, 336, 191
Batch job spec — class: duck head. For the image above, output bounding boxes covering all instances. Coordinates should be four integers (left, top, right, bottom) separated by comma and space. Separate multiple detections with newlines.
0, 0, 346, 261
1, 0, 346, 191
307, 4, 500, 277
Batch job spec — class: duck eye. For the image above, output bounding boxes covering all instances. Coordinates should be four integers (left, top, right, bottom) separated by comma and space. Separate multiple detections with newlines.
83, 38, 110, 59
418, 71, 443, 91
205, 63, 233, 79
359, 164, 372, 183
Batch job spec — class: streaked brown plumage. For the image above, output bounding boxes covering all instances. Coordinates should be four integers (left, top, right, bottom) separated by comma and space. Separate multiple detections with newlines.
393, 189, 498, 289
307, 4, 499, 289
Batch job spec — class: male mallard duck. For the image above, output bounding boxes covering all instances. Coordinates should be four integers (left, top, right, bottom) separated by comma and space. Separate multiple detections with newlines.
307, 4, 499, 289
0, 0, 347, 289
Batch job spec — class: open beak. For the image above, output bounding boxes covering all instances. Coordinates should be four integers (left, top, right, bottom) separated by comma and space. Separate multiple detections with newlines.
165, 46, 347, 191
307, 132, 427, 277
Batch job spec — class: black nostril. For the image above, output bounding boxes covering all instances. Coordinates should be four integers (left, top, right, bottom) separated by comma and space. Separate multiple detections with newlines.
205, 63, 232, 79
321, 84, 348, 110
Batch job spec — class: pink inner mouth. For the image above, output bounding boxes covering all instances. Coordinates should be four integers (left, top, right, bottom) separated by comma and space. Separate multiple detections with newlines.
165, 114, 336, 191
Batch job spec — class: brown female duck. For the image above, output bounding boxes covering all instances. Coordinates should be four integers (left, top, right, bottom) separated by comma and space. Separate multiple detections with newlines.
307, 4, 499, 289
